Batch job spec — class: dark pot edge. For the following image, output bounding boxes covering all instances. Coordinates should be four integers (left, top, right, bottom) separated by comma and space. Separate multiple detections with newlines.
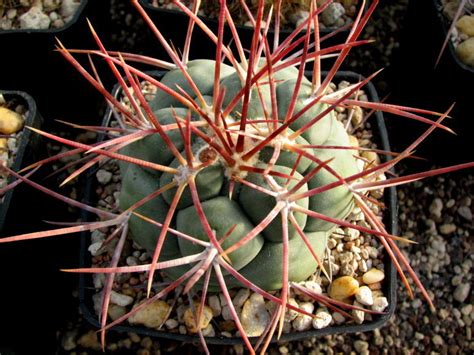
0, 90, 43, 231
0, 0, 88, 35
78, 69, 397, 345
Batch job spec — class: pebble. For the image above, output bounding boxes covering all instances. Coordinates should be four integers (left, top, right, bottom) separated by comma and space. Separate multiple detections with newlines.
312, 309, 332, 329
128, 300, 171, 329
0, 138, 8, 152
429, 198, 443, 218
355, 286, 374, 306
292, 302, 314, 331
108, 304, 127, 321
439, 223, 456, 235
457, 206, 472, 221
362, 268, 385, 284
296, 280, 322, 301
456, 37, 474, 67
61, 0, 81, 18
19, 6, 51, 29
332, 312, 346, 324
183, 303, 213, 333
0, 107, 24, 135
77, 330, 101, 351
456, 15, 474, 36
432, 334, 444, 346
110, 290, 134, 307
461, 304, 472, 316
329, 276, 360, 300
354, 340, 369, 353
88, 241, 105, 256
350, 106, 363, 126
453, 283, 470, 303
96, 169, 113, 185
233, 288, 250, 308
164, 318, 178, 330
61, 330, 78, 351
352, 301, 365, 324
321, 2, 345, 27
372, 297, 389, 312
208, 295, 221, 317
284, 298, 300, 322
240, 293, 270, 336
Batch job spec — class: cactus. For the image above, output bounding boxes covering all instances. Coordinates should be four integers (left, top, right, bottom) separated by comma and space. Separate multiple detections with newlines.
119, 58, 358, 291
0, 0, 473, 354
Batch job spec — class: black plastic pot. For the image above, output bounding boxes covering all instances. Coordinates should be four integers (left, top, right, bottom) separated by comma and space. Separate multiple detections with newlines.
137, 0, 367, 62
0, 90, 42, 232
78, 70, 397, 346
0, 0, 110, 124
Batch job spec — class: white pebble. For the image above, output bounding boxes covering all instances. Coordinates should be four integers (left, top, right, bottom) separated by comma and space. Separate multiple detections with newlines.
92, 273, 105, 289
371, 297, 389, 312
292, 302, 314, 331
355, 286, 374, 306
88, 241, 104, 256
96, 169, 112, 185
61, 0, 81, 18
110, 290, 134, 307
19, 6, 51, 29
312, 310, 332, 329
164, 318, 178, 329
233, 288, 250, 308
352, 301, 365, 324
284, 298, 300, 322
208, 295, 221, 317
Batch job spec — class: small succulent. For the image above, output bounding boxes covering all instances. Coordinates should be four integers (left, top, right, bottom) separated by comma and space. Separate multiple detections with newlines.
0, 0, 473, 354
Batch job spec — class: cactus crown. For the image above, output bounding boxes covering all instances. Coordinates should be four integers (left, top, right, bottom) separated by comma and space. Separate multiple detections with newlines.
0, 0, 473, 353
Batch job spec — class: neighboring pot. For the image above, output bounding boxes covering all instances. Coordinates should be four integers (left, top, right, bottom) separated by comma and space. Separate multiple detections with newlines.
78, 70, 397, 345
0, 90, 42, 232
0, 0, 110, 124
387, 0, 473, 165
137, 0, 368, 61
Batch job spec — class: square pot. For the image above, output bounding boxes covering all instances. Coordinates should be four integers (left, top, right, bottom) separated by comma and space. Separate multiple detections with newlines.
78, 70, 397, 346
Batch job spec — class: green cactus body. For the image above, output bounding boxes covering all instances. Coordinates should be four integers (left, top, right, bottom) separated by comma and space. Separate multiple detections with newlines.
119, 59, 358, 291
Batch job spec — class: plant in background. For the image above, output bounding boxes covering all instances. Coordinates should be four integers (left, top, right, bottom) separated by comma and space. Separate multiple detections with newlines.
0, 0, 472, 354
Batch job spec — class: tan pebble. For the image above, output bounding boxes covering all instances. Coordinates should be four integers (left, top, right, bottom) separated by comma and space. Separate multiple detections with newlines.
128, 300, 170, 329
0, 138, 7, 152
0, 107, 24, 134
329, 276, 359, 300
362, 268, 385, 284
350, 106, 363, 126
368, 282, 382, 291
77, 330, 101, 351
348, 135, 359, 149
219, 320, 237, 332
183, 303, 213, 333
456, 38, 474, 67
361, 150, 380, 165
108, 304, 127, 321
241, 293, 270, 336
456, 15, 474, 37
